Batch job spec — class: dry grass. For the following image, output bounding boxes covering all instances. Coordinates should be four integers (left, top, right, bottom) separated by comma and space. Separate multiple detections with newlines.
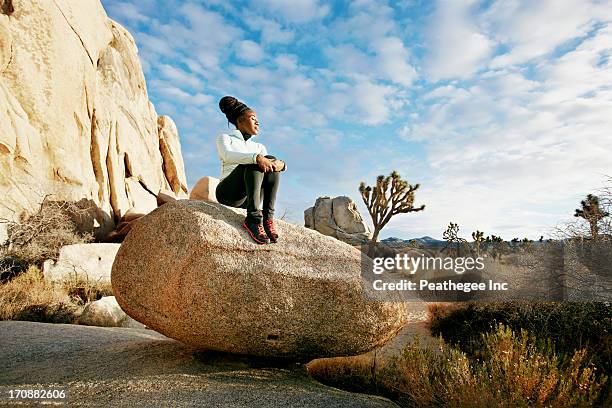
307, 325, 608, 407
0, 196, 113, 323
0, 265, 113, 323
0, 265, 80, 323
61, 274, 113, 305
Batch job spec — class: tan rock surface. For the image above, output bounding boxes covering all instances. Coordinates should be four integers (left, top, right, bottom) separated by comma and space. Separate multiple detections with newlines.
78, 296, 144, 328
190, 176, 219, 202
0, 321, 400, 407
43, 243, 120, 283
112, 200, 410, 360
0, 0, 187, 239
158, 115, 188, 196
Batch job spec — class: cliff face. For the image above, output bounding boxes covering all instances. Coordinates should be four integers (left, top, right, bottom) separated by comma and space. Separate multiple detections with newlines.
0, 0, 188, 238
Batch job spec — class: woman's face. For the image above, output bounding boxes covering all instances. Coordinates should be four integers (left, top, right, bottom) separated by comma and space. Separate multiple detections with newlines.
238, 111, 259, 135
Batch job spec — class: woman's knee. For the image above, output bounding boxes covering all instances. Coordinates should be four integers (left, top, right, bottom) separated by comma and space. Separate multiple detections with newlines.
263, 169, 281, 184
243, 163, 264, 173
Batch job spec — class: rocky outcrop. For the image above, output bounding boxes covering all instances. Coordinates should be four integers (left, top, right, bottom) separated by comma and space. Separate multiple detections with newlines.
0, 0, 188, 239
190, 176, 219, 202
112, 200, 409, 360
43, 243, 119, 283
305, 196, 372, 245
0, 321, 400, 407
78, 296, 144, 328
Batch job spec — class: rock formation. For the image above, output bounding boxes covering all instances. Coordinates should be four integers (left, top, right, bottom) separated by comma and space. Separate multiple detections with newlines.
43, 243, 119, 283
0, 0, 188, 239
305, 196, 372, 245
1, 321, 399, 407
190, 176, 219, 202
112, 200, 409, 360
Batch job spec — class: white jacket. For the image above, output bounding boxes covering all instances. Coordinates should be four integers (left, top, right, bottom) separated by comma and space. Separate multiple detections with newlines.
216, 129, 268, 180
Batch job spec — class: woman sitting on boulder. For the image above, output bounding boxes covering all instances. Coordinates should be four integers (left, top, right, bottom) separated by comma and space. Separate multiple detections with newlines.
215, 96, 286, 244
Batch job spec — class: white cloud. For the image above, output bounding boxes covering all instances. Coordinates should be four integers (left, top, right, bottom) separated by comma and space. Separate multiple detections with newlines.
235, 40, 265, 63
323, 44, 372, 80
228, 65, 272, 84
350, 80, 397, 125
134, 32, 175, 58
424, 0, 494, 81
371, 36, 418, 86
244, 16, 295, 44
256, 0, 330, 23
324, 38, 417, 86
151, 80, 214, 107
338, 1, 396, 44
107, 2, 149, 23
398, 24, 612, 238
274, 54, 299, 71
484, 0, 602, 68
158, 64, 203, 90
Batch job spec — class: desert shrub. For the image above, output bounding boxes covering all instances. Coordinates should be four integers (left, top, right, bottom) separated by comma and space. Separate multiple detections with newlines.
61, 274, 113, 305
306, 353, 380, 395
3, 197, 93, 265
308, 325, 608, 407
428, 301, 611, 376
0, 265, 80, 323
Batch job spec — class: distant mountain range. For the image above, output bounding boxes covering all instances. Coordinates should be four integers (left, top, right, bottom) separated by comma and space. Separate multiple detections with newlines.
381, 236, 446, 248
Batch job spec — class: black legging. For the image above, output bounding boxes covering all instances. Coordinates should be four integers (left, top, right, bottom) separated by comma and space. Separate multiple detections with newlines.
215, 155, 280, 222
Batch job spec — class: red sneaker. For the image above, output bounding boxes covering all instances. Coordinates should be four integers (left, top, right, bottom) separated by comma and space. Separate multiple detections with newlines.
242, 218, 270, 244
264, 218, 279, 243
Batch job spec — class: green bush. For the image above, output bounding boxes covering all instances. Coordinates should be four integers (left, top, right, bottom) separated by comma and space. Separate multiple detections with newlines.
308, 325, 608, 407
429, 301, 611, 376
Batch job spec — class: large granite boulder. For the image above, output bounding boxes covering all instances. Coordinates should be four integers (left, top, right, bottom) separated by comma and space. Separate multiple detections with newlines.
112, 200, 408, 360
304, 196, 372, 245
0, 0, 187, 239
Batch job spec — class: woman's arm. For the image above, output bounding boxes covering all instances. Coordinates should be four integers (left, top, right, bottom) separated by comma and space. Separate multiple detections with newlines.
216, 134, 258, 164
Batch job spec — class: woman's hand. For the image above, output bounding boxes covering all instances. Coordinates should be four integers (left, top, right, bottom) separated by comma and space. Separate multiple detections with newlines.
271, 160, 285, 172
256, 154, 275, 172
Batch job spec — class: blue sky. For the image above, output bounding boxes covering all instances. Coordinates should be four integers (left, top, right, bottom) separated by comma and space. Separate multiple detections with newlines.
101, 0, 612, 240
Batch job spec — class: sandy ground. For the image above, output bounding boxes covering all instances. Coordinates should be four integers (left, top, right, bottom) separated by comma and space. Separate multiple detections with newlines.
0, 321, 399, 408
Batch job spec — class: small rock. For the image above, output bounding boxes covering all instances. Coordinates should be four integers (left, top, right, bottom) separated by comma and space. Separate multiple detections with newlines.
189, 176, 219, 203
79, 296, 144, 328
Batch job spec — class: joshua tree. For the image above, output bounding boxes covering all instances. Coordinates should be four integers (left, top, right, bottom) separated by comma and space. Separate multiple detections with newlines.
574, 194, 609, 240
442, 222, 468, 257
484, 234, 506, 260
471, 230, 485, 256
359, 171, 425, 254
